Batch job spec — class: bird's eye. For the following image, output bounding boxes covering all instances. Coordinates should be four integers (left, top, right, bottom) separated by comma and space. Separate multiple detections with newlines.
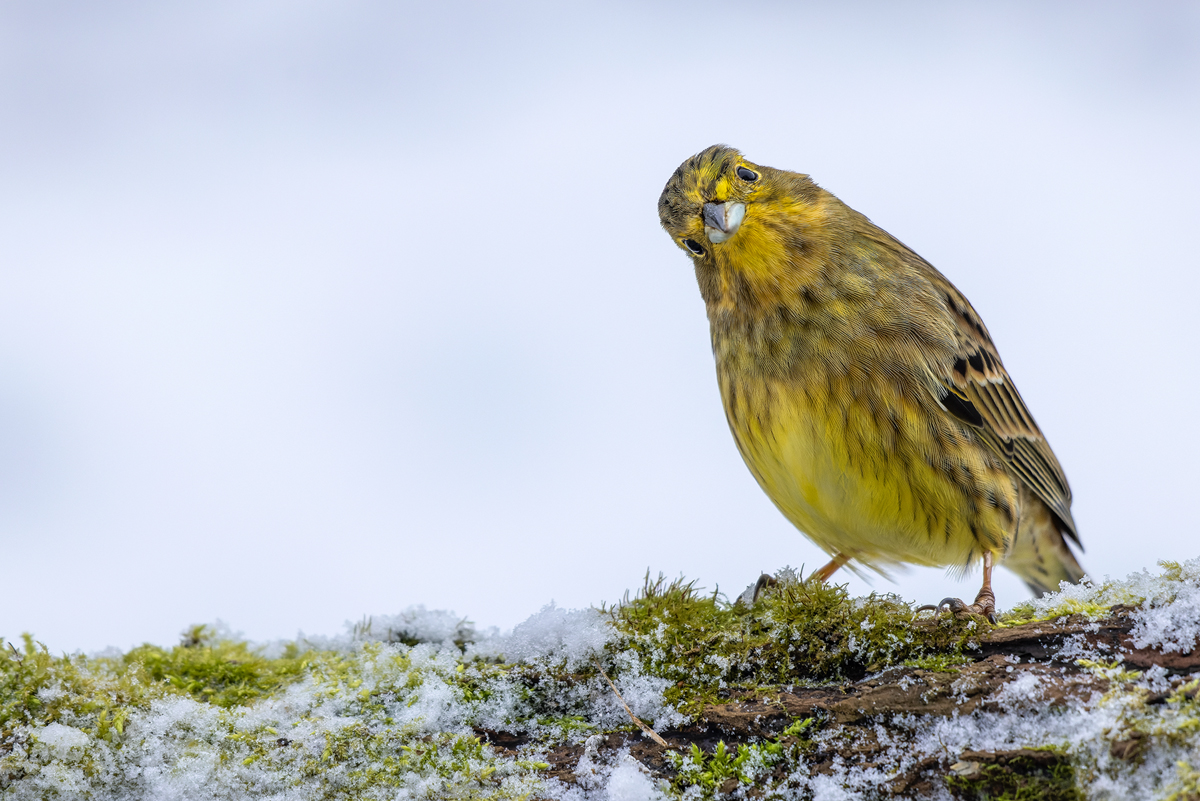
682, 238, 705, 255
736, 167, 758, 182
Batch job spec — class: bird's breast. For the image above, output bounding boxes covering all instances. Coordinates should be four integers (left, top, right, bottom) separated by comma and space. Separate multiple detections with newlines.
716, 350, 1009, 569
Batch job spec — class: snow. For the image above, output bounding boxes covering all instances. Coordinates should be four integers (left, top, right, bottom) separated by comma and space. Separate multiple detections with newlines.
1131, 576, 1200, 655
1024, 557, 1200, 620
478, 603, 614, 670
555, 739, 670, 801
31, 723, 90, 759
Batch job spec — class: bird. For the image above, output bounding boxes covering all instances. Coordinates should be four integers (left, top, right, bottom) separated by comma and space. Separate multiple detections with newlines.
657, 145, 1084, 621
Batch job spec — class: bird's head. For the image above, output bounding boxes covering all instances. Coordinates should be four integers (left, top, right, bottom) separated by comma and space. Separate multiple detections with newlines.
658, 145, 761, 256
658, 145, 835, 300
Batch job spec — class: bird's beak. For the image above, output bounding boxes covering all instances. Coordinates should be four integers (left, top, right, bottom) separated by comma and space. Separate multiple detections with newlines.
703, 201, 746, 244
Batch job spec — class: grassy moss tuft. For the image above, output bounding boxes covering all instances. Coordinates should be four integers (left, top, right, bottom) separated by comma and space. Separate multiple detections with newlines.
124, 625, 307, 708
606, 571, 983, 714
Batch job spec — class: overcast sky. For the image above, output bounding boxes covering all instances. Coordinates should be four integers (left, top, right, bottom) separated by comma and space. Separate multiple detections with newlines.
2, 1, 1198, 653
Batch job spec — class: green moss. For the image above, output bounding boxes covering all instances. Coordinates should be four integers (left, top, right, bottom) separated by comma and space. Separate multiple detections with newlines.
0, 632, 548, 799
0, 634, 157, 740
946, 753, 1083, 801
665, 718, 815, 797
124, 625, 307, 708
1113, 678, 1200, 758
1164, 760, 1200, 801
534, 715, 597, 739
290, 726, 541, 799
7, 562, 1196, 798
1002, 598, 1115, 625
901, 653, 975, 672
1075, 659, 1143, 685
606, 572, 983, 714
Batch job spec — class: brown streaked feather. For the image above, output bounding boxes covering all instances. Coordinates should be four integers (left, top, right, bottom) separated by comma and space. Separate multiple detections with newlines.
931, 272, 1077, 543
859, 225, 1079, 546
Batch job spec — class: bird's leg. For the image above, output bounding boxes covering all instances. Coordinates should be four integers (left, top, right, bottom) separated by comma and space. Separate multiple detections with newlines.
812, 553, 850, 583
917, 551, 998, 624
973, 550, 998, 620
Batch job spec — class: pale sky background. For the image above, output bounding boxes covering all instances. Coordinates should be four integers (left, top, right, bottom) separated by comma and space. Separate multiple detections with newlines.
2, 1, 1198, 654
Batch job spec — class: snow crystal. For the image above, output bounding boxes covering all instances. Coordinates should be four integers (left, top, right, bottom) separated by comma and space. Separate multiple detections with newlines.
991, 670, 1046, 710
1131, 577, 1200, 654
279, 605, 489, 654
593, 653, 687, 731
1021, 556, 1200, 658
604, 754, 669, 801
1027, 558, 1200, 619
480, 603, 614, 670
31, 723, 90, 759
548, 740, 668, 801
358, 606, 483, 646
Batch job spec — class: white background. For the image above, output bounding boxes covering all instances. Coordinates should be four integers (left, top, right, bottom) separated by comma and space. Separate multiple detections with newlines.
2, 1, 1197, 653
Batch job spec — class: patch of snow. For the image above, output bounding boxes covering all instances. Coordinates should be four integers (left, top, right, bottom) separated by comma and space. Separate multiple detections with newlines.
279, 605, 491, 655
478, 603, 614, 670
992, 670, 1045, 710
1027, 558, 1200, 621
1131, 579, 1200, 654
547, 740, 668, 801
31, 723, 90, 759
604, 755, 668, 801
596, 652, 686, 731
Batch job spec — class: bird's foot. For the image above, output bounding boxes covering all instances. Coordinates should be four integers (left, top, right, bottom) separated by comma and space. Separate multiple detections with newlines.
735, 574, 778, 606
916, 587, 997, 625
751, 573, 777, 603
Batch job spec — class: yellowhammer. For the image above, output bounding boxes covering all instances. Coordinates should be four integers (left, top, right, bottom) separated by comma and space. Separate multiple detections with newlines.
658, 145, 1084, 621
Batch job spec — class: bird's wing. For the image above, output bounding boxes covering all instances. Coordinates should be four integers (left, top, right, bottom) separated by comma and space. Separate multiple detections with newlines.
921, 269, 1079, 544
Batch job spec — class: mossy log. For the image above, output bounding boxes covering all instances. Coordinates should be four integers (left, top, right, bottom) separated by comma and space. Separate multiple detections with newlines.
483, 605, 1200, 799
3, 562, 1199, 799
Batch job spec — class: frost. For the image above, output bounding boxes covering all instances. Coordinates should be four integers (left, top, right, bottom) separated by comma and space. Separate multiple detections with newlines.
31, 723, 90, 759
1023, 557, 1200, 620
0, 600, 674, 800
282, 605, 489, 654
991, 670, 1045, 709
478, 603, 614, 670
596, 654, 687, 731
1024, 557, 1200, 656
1131, 578, 1200, 654
553, 742, 668, 801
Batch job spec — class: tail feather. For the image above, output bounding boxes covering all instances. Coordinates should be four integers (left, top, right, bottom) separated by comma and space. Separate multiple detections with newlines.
1001, 484, 1085, 597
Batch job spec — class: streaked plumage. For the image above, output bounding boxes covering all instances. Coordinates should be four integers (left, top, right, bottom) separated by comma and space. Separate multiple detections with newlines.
658, 145, 1083, 617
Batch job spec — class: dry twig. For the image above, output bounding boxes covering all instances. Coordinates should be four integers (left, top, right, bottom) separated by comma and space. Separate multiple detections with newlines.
596, 665, 668, 747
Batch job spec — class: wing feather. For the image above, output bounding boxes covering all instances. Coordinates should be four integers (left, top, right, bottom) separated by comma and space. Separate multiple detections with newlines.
857, 224, 1079, 545
923, 264, 1078, 543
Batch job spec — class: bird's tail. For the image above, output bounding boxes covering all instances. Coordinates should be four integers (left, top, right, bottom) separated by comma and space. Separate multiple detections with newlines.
1001, 485, 1085, 597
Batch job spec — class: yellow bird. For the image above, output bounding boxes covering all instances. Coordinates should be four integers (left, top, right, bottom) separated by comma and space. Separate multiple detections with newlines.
658, 145, 1084, 620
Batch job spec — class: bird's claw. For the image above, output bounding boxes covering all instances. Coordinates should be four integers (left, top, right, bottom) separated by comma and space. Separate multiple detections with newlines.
751, 574, 777, 603
916, 596, 997, 625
